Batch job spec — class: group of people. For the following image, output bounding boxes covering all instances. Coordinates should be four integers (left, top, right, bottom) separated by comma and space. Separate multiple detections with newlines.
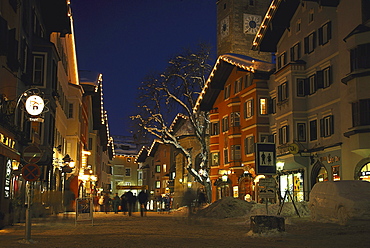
95, 190, 148, 216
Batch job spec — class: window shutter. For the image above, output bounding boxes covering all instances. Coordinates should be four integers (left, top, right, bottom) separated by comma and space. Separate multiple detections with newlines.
0, 16, 8, 56
285, 82, 289, 99
328, 66, 333, 86
327, 21, 332, 40
286, 126, 290, 143
320, 118, 324, 137
313, 32, 317, 49
304, 36, 309, 54
268, 97, 273, 114
330, 115, 334, 135
7, 28, 19, 72
251, 99, 254, 116
317, 70, 324, 89
278, 128, 282, 144
318, 26, 323, 45
278, 85, 282, 101
251, 136, 255, 153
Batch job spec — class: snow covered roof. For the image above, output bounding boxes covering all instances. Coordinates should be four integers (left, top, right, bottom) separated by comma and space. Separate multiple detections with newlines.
79, 70, 102, 86
194, 53, 274, 112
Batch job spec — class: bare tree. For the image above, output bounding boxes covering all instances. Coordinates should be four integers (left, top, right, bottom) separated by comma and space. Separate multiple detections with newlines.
131, 44, 213, 202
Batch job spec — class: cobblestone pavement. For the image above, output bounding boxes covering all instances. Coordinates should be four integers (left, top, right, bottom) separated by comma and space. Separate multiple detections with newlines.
0, 211, 369, 248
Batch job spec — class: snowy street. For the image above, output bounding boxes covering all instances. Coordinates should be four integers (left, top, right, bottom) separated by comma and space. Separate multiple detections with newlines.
1, 211, 369, 248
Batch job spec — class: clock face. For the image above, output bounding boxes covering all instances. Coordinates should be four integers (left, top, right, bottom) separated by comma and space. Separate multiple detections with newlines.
244, 14, 262, 35
220, 16, 229, 38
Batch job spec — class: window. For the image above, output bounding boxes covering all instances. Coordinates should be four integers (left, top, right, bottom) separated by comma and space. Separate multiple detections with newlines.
231, 112, 240, 126
125, 168, 131, 177
33, 54, 44, 85
350, 43, 370, 72
322, 67, 332, 88
317, 66, 332, 88
304, 32, 316, 54
156, 165, 161, 173
310, 120, 318, 141
224, 84, 231, 99
277, 52, 287, 69
290, 42, 301, 61
68, 103, 73, 118
297, 123, 306, 142
318, 22, 331, 45
249, 0, 255, 6
244, 99, 254, 118
296, 19, 301, 33
309, 74, 317, 95
234, 78, 242, 94
320, 115, 334, 137
308, 8, 314, 23
260, 134, 274, 143
210, 152, 219, 166
163, 163, 167, 172
231, 145, 241, 161
224, 148, 229, 164
244, 136, 254, 155
222, 116, 229, 132
260, 98, 268, 115
352, 99, 370, 127
279, 125, 289, 144
155, 181, 161, 189
244, 73, 253, 88
278, 82, 288, 102
297, 78, 305, 97
211, 121, 220, 135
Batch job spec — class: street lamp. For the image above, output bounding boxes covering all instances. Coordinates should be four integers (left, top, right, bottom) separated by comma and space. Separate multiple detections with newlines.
222, 173, 228, 182
62, 154, 74, 173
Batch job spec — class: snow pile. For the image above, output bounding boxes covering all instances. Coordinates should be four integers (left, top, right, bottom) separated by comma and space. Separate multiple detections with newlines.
195, 197, 255, 218
249, 202, 310, 217
194, 197, 310, 219
246, 228, 288, 238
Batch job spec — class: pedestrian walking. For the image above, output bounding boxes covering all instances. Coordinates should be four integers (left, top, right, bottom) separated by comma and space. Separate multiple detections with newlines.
98, 195, 105, 212
103, 193, 111, 214
121, 193, 128, 215
138, 190, 149, 217
125, 190, 135, 216
112, 193, 121, 214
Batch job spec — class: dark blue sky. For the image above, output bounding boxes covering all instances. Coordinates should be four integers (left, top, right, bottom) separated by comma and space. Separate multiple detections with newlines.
71, 0, 217, 136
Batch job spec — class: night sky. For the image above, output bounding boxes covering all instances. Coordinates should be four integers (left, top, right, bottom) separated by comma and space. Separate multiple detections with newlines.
70, 0, 217, 136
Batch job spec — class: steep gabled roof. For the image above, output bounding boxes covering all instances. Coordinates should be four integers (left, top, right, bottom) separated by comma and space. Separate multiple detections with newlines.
194, 53, 275, 112
251, 0, 301, 53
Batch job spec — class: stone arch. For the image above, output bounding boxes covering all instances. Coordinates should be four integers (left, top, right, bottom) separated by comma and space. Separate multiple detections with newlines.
310, 161, 327, 188
354, 157, 370, 180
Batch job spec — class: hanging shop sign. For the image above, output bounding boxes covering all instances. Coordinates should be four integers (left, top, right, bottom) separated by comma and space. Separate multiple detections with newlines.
25, 95, 44, 116
255, 142, 276, 175
4, 159, 12, 198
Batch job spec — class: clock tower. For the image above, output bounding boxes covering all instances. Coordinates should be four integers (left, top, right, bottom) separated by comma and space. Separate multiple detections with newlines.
217, 0, 272, 62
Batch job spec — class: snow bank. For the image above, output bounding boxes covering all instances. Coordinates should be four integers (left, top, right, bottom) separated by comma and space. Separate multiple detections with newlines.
195, 197, 255, 218
195, 197, 310, 219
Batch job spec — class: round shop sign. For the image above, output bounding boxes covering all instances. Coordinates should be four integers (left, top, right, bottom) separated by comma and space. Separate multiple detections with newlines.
25, 95, 44, 116
22, 163, 41, 182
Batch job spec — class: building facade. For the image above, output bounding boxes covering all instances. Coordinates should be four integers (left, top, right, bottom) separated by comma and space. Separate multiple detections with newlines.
252, 0, 370, 200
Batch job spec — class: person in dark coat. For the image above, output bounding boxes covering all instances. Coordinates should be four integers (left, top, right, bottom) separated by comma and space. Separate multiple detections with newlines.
120, 193, 128, 215
125, 190, 135, 216
138, 190, 149, 217
103, 193, 111, 214
112, 193, 121, 214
